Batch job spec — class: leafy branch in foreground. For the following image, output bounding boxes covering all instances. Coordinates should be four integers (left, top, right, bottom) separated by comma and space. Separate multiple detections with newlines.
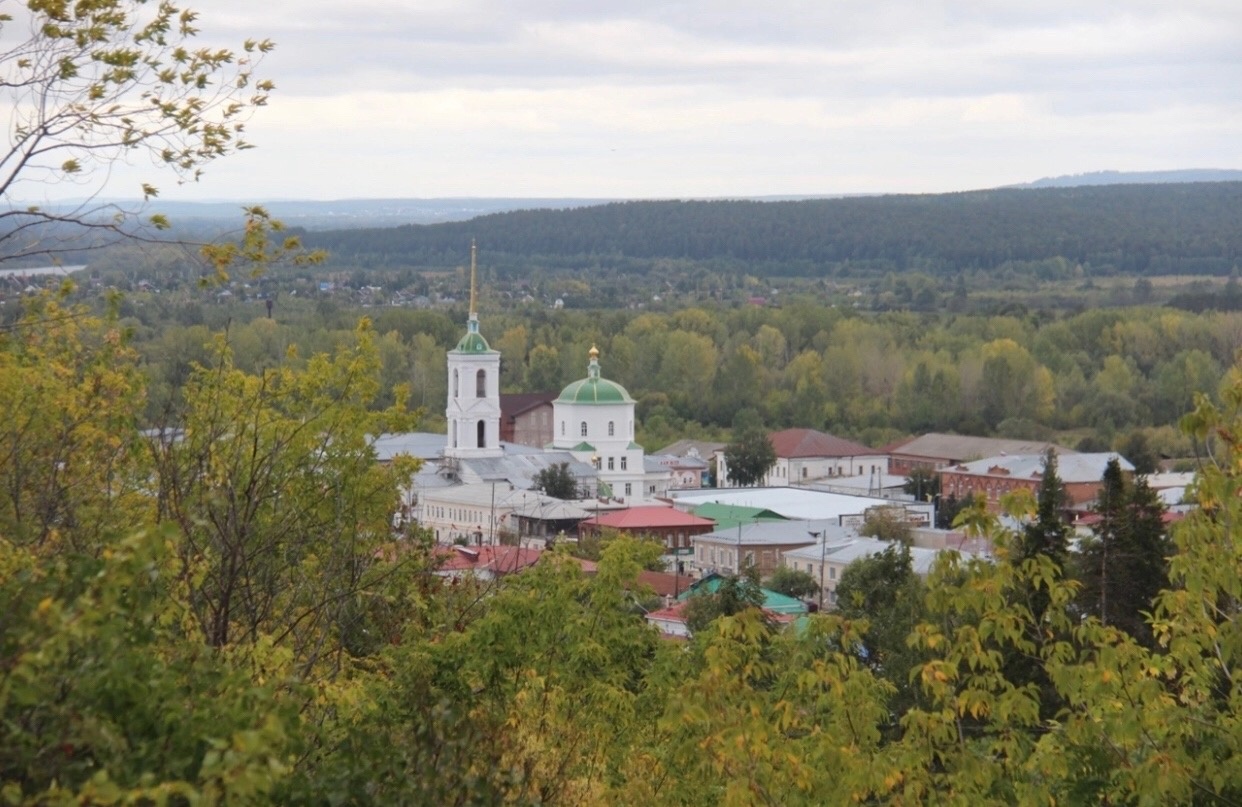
0, 0, 275, 262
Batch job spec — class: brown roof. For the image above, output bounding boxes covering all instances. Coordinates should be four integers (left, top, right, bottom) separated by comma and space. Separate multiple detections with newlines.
885, 433, 1076, 462
500, 392, 557, 417
768, 428, 874, 459
635, 570, 698, 598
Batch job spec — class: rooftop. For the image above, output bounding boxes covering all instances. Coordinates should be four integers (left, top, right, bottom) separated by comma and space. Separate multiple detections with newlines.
769, 428, 875, 459
668, 486, 897, 522
582, 505, 716, 531
948, 452, 1134, 483
886, 433, 1077, 461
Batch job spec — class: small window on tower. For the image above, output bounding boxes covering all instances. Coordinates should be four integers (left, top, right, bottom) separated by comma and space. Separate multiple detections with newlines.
580, 421, 587, 437
608, 421, 615, 436
476, 369, 486, 398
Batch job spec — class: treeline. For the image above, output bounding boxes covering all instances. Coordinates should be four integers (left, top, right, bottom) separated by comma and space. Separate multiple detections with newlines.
302, 182, 1242, 278
124, 292, 1237, 459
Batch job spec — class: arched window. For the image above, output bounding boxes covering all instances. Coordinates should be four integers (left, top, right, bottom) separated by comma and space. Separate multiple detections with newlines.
452, 369, 459, 398
580, 421, 588, 437
560, 421, 565, 436
608, 421, 615, 436
451, 420, 457, 448
477, 420, 486, 448
476, 369, 486, 398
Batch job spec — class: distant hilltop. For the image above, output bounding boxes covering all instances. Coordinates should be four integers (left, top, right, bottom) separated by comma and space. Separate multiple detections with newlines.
1012, 169, 1242, 189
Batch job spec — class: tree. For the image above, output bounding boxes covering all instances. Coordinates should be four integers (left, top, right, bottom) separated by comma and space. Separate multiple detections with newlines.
0, 0, 275, 262
1075, 459, 1169, 643
0, 288, 150, 554
765, 565, 820, 600
532, 461, 580, 500
860, 507, 913, 544
683, 571, 766, 635
723, 415, 775, 487
1018, 448, 1069, 572
834, 544, 928, 719
151, 320, 418, 668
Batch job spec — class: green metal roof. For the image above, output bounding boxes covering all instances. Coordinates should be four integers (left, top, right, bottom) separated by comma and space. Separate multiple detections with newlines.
568, 441, 596, 452
556, 349, 634, 406
691, 503, 788, 533
677, 577, 807, 614
452, 317, 494, 354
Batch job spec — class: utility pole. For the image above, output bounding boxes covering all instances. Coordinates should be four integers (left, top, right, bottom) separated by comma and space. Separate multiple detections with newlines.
810, 530, 824, 610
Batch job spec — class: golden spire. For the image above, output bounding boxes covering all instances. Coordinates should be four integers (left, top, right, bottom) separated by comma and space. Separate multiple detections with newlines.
589, 344, 599, 360
469, 239, 477, 317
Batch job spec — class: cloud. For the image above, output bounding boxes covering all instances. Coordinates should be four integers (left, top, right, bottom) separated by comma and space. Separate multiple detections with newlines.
94, 0, 1242, 198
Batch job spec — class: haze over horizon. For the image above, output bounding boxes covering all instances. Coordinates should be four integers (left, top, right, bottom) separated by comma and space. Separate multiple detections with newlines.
14, 1, 1242, 204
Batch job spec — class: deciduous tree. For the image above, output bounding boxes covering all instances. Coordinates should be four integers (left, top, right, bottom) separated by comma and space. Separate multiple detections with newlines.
0, 0, 275, 262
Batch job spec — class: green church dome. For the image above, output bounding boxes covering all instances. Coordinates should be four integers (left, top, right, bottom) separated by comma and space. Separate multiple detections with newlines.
556, 346, 634, 405
453, 317, 494, 353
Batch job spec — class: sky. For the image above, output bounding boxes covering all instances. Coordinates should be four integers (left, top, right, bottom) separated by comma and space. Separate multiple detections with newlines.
13, 0, 1242, 201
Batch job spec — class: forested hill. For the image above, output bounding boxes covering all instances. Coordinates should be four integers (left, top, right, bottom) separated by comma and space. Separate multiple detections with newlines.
303, 182, 1242, 277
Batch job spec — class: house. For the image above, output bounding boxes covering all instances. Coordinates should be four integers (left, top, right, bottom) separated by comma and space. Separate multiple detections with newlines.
635, 569, 698, 599
782, 537, 942, 609
885, 433, 1077, 477
578, 505, 716, 553
690, 519, 840, 578
433, 545, 540, 580
654, 439, 726, 486
938, 452, 1135, 511
500, 392, 557, 448
433, 544, 597, 581
717, 428, 887, 489
645, 582, 803, 639
677, 574, 809, 615
645, 453, 709, 493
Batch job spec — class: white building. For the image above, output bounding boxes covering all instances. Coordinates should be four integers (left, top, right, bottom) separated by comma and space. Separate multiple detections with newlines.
549, 346, 649, 502
445, 241, 502, 460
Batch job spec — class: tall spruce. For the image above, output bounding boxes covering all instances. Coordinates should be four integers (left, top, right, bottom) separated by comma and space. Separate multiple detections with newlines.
1076, 460, 1170, 644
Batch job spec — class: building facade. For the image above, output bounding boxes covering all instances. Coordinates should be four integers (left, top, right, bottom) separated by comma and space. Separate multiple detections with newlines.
550, 346, 647, 501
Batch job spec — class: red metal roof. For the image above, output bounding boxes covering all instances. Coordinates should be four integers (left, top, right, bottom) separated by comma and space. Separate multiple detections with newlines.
582, 505, 715, 530
435, 545, 544, 574
768, 428, 874, 459
636, 570, 698, 598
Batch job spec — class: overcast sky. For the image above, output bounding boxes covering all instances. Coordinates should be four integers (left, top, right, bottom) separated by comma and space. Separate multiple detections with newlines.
41, 1, 1242, 200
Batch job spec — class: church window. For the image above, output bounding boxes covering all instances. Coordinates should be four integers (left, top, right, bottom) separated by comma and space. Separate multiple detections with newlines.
476, 369, 486, 397
477, 420, 485, 448
620, 457, 627, 470
580, 421, 587, 437
452, 370, 459, 398
451, 421, 457, 448
607, 457, 614, 470
560, 421, 565, 436
624, 483, 631, 496
608, 421, 615, 436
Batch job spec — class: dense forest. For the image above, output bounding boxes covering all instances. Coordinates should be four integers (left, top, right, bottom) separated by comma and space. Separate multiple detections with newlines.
303, 182, 1242, 279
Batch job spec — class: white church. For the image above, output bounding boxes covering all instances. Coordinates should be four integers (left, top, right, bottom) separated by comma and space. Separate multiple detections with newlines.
388, 242, 666, 545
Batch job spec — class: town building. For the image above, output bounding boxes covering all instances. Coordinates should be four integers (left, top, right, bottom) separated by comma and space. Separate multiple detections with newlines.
549, 346, 652, 501
578, 505, 715, 554
938, 452, 1134, 511
782, 537, 943, 609
499, 392, 557, 448
885, 433, 1077, 477
717, 428, 887, 489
